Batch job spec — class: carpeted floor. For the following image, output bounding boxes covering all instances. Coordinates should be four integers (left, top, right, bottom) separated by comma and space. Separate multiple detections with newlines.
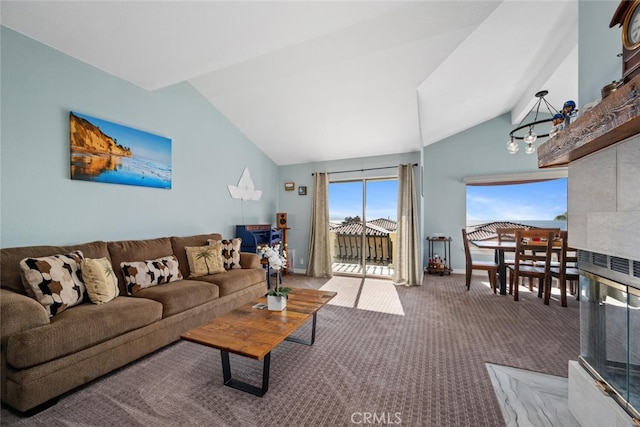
0, 273, 580, 426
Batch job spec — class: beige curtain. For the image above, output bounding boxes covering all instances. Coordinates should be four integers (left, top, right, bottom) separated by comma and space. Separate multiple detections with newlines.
393, 164, 421, 286
306, 172, 332, 277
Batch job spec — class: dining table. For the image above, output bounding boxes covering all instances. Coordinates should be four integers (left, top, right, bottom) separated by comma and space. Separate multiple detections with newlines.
470, 240, 516, 295
471, 238, 562, 296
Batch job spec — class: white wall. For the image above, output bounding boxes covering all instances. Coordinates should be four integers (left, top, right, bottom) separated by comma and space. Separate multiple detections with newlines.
0, 27, 278, 247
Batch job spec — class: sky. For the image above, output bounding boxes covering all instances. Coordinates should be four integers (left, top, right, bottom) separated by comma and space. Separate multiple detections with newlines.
466, 178, 567, 222
329, 180, 398, 223
328, 177, 568, 224
74, 112, 172, 164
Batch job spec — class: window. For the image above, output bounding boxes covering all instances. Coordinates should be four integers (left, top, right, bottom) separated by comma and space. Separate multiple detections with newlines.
466, 177, 568, 232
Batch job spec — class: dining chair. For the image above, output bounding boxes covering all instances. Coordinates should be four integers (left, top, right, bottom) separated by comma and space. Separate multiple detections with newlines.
550, 230, 579, 307
495, 227, 518, 243
495, 227, 518, 283
497, 226, 538, 289
507, 229, 555, 302
462, 229, 498, 293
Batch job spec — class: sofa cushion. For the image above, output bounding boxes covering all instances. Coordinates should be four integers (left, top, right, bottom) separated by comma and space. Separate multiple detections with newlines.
132, 279, 219, 318
108, 237, 174, 295
1, 241, 109, 295
217, 238, 242, 270
197, 268, 266, 297
6, 296, 163, 369
185, 243, 225, 277
170, 233, 222, 279
121, 255, 183, 295
19, 251, 86, 317
81, 257, 119, 304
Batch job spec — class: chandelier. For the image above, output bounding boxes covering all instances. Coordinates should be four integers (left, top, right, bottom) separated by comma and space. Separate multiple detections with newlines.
507, 90, 560, 154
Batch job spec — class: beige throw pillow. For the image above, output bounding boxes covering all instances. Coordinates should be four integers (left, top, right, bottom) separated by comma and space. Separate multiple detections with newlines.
19, 251, 86, 317
81, 257, 119, 304
185, 242, 225, 277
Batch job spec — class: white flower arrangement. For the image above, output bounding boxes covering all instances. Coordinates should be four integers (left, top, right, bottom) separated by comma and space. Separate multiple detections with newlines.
258, 244, 291, 298
258, 244, 287, 271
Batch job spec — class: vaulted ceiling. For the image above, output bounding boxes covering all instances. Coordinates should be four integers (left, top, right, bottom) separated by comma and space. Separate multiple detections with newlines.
1, 1, 579, 166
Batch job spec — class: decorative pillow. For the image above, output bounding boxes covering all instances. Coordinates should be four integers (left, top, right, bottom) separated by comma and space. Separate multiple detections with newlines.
185, 242, 226, 277
213, 238, 242, 270
19, 251, 86, 317
81, 257, 119, 304
120, 255, 183, 295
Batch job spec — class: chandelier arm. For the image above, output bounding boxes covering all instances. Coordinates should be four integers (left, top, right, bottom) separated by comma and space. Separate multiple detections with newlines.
541, 97, 560, 116
515, 97, 543, 129
509, 117, 554, 140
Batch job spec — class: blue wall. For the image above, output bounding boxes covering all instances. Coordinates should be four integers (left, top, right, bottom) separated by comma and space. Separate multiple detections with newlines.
0, 27, 278, 247
579, 0, 621, 108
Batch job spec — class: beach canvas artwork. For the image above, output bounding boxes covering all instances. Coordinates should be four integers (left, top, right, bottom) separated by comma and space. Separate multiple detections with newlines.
70, 112, 172, 189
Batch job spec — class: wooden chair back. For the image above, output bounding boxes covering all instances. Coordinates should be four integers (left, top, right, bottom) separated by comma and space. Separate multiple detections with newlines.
461, 228, 473, 271
495, 227, 518, 242
515, 229, 555, 266
550, 230, 579, 306
461, 228, 498, 292
509, 229, 556, 302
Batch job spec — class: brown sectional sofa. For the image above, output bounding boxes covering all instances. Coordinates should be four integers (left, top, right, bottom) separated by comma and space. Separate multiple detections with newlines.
0, 233, 267, 413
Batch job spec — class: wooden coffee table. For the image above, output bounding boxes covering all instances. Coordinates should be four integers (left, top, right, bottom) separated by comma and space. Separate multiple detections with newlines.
181, 288, 336, 396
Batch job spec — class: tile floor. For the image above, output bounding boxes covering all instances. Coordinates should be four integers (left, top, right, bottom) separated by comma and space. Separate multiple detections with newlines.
486, 363, 581, 427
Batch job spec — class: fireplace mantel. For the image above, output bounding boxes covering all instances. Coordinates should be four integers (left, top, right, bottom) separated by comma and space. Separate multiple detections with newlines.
538, 73, 640, 168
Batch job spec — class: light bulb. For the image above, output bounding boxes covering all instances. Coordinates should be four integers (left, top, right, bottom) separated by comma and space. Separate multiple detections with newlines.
523, 128, 537, 144
525, 142, 536, 154
506, 139, 519, 154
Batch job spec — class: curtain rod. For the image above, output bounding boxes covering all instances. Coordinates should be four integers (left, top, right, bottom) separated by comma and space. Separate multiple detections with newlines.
312, 163, 417, 176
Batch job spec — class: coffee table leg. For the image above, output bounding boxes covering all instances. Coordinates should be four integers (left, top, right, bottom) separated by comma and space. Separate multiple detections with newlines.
220, 350, 270, 397
285, 312, 317, 346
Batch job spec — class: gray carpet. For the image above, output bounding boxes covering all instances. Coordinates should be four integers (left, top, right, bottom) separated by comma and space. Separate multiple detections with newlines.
1, 273, 579, 426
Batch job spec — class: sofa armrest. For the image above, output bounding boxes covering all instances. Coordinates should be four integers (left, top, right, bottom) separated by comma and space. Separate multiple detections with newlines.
0, 289, 49, 339
239, 252, 261, 269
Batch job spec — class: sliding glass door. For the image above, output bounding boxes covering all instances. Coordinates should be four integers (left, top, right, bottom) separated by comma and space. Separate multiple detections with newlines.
329, 178, 397, 278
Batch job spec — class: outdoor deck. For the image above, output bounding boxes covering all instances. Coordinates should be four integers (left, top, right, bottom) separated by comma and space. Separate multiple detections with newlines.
332, 261, 393, 277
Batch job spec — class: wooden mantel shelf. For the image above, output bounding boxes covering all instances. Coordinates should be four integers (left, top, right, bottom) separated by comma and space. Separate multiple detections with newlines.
538, 73, 640, 168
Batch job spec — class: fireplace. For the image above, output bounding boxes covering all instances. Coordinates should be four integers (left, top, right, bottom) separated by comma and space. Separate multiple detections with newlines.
578, 251, 640, 419
537, 74, 640, 425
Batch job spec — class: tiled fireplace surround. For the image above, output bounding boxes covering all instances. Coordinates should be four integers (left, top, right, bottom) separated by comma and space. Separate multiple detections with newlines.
544, 79, 640, 426
566, 135, 640, 427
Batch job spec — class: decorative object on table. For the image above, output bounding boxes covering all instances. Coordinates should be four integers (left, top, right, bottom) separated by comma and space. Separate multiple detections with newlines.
506, 90, 561, 155
284, 182, 295, 191
298, 186, 307, 195
610, 0, 640, 83
259, 244, 291, 310
227, 167, 262, 201
70, 112, 172, 189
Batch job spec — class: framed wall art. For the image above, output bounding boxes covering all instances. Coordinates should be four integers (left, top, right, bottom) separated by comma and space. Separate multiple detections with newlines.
298, 186, 307, 195
70, 111, 172, 189
284, 182, 295, 191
